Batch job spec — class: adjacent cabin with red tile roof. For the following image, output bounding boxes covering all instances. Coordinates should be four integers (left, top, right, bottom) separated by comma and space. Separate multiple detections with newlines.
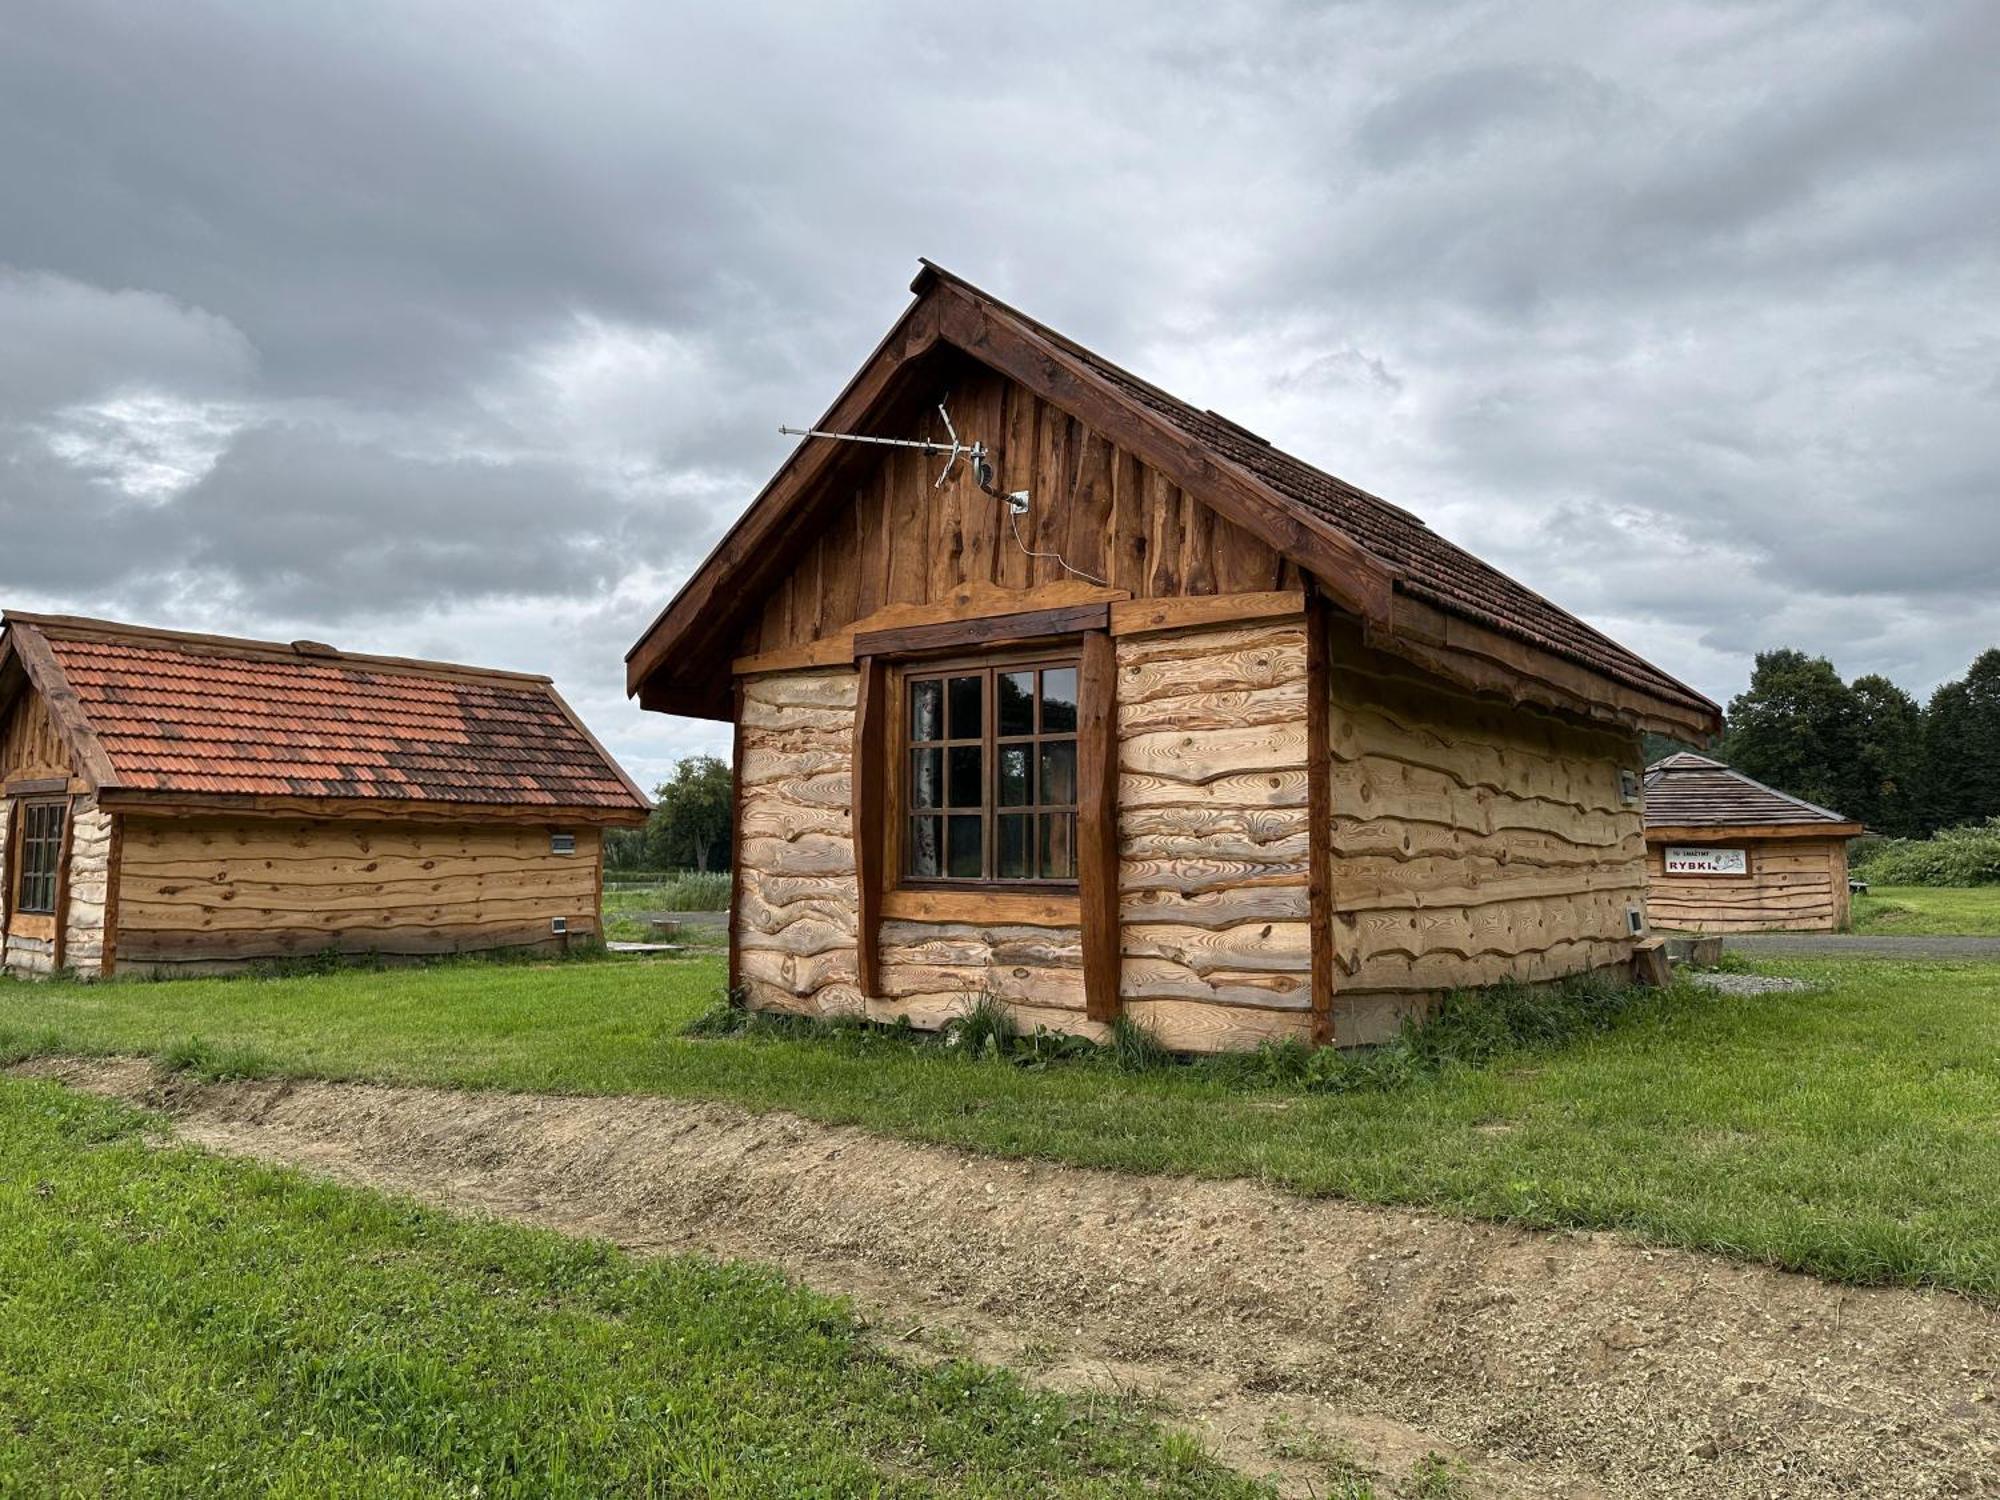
1643, 753, 1863, 933
0, 612, 650, 978
625, 263, 1724, 1051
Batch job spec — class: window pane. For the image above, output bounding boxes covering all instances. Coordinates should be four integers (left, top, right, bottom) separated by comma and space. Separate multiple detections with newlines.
997, 814, 1032, 879
1039, 739, 1077, 807
909, 679, 942, 742
1040, 667, 1078, 733
1040, 813, 1076, 880
907, 817, 942, 878
997, 671, 1036, 736
998, 744, 1030, 806
17, 804, 65, 914
947, 675, 982, 739
910, 748, 943, 809
947, 815, 983, 878
947, 745, 984, 808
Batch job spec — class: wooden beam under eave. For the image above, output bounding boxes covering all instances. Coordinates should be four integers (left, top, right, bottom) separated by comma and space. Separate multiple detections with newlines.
1646, 823, 1864, 843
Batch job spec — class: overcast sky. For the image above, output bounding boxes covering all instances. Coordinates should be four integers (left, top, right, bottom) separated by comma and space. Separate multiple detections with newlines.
4, 0, 1996, 787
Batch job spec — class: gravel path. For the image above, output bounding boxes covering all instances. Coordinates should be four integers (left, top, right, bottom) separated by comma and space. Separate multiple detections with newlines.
1727, 934, 2000, 959
15, 1056, 1999, 1500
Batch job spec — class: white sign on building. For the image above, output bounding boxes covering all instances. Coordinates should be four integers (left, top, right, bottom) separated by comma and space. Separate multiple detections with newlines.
1664, 846, 1749, 876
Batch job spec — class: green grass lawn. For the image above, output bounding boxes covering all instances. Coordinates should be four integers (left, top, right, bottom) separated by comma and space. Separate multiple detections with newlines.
1851, 884, 2000, 936
0, 1075, 1263, 1498
3, 952, 1998, 1298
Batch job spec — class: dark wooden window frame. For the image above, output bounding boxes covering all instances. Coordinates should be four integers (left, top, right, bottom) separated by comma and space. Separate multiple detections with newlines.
895, 649, 1082, 892
12, 797, 67, 915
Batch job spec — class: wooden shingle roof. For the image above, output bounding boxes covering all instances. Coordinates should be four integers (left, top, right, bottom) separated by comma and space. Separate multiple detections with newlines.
1643, 753, 1861, 838
627, 261, 1721, 741
0, 612, 650, 823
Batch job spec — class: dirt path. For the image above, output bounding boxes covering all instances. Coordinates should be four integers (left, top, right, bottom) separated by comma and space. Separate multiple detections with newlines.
19, 1057, 1999, 1500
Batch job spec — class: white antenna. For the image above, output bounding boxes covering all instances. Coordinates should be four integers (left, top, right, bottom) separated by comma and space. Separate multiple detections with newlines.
781, 402, 983, 491
777, 400, 1104, 584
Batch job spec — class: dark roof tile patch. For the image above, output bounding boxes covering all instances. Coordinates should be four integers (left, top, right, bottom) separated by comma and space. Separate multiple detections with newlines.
1643, 752, 1856, 829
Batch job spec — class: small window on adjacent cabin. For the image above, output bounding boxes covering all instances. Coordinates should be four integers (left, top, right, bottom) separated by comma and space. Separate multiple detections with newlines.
14, 800, 67, 914
550, 832, 577, 856
903, 658, 1080, 886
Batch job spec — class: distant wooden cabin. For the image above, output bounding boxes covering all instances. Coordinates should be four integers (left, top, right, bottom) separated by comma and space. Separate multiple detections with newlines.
1642, 753, 1863, 934
626, 263, 1722, 1050
0, 613, 650, 978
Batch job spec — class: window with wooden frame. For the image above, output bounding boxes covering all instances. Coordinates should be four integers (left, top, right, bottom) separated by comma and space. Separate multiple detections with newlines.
901, 656, 1080, 886
13, 800, 66, 915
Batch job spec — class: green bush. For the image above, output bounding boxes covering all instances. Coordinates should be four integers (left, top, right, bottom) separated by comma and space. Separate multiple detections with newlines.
603, 870, 733, 911
1850, 819, 2000, 885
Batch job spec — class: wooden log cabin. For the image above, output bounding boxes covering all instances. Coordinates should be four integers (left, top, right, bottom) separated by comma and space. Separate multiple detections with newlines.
0, 613, 650, 978
1642, 753, 1863, 934
626, 263, 1723, 1050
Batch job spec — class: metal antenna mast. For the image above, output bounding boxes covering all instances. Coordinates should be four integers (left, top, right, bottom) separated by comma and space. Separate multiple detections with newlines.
777, 400, 1104, 584
780, 403, 1001, 495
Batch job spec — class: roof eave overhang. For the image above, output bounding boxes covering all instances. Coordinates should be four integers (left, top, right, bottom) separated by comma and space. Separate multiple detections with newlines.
624, 267, 1722, 740
1645, 822, 1865, 842
92, 788, 652, 827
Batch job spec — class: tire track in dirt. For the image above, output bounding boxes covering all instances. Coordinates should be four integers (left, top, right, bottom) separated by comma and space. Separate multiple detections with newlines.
18, 1057, 1998, 1499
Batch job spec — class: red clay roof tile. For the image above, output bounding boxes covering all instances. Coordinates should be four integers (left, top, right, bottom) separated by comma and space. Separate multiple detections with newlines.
5, 615, 649, 815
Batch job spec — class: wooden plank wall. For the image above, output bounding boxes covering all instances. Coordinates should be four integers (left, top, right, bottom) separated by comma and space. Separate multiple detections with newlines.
1116, 617, 1315, 1050
1645, 838, 1848, 932
744, 362, 1305, 657
0, 688, 70, 782
1323, 615, 1647, 1044
113, 817, 602, 971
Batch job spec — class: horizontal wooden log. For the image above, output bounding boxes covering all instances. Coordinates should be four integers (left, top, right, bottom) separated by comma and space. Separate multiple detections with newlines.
1119, 768, 1309, 810
879, 887, 1080, 928
1116, 679, 1308, 734
1108, 591, 1305, 638
118, 917, 596, 964
1119, 883, 1309, 927
1119, 721, 1310, 783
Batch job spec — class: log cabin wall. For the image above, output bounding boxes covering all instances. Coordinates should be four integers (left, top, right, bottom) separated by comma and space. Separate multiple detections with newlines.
740, 360, 1305, 659
733, 669, 866, 1018
1323, 614, 1647, 1043
731, 618, 1316, 1053
1644, 837, 1849, 933
1116, 617, 1314, 1050
112, 816, 602, 976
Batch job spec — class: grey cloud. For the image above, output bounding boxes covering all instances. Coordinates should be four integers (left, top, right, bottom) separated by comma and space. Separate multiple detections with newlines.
2, 0, 1997, 779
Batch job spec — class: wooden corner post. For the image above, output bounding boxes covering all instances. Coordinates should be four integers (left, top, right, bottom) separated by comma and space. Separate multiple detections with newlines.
1305, 590, 1335, 1046
852, 655, 889, 998
727, 681, 747, 998
1077, 629, 1121, 1025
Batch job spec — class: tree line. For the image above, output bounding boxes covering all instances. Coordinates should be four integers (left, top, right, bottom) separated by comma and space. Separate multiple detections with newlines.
1645, 647, 2000, 838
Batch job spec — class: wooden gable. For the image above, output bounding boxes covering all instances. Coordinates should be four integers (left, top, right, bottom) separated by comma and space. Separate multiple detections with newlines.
0, 673, 76, 790
740, 353, 1306, 662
